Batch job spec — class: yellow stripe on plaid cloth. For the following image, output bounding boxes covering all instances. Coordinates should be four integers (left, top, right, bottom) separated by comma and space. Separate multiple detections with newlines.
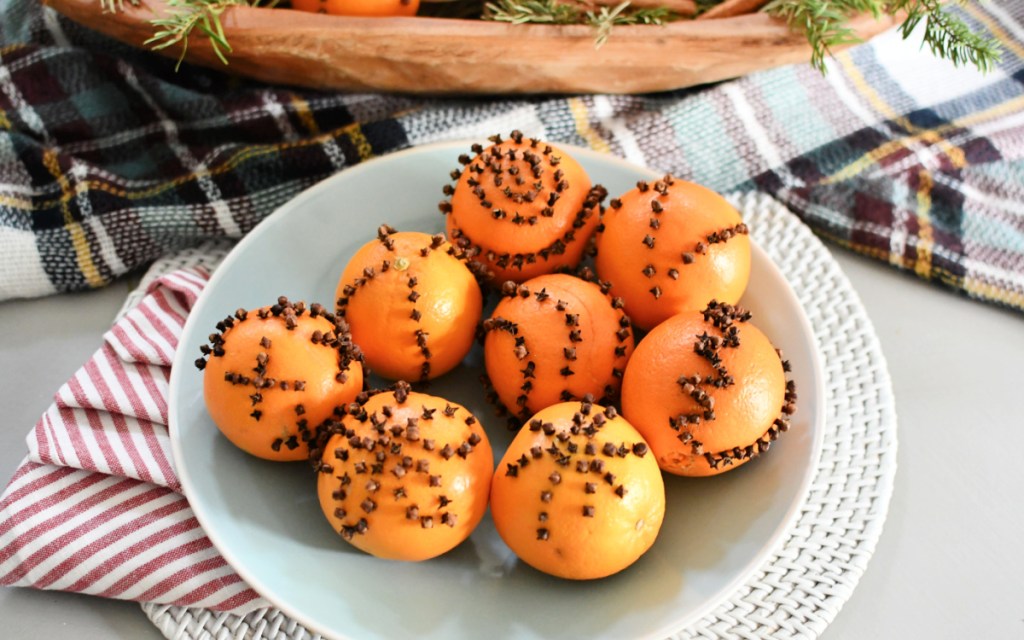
833, 51, 946, 276
289, 94, 321, 136
42, 149, 104, 288
833, 51, 967, 173
953, 8, 1024, 321
0, 44, 28, 56
818, 227, 965, 290
914, 169, 936, 279
821, 92, 1024, 189
0, 194, 30, 209
964, 276, 1024, 308
816, 73, 1024, 286
955, 9, 1024, 305
964, 2, 1024, 60
342, 122, 375, 162
568, 98, 611, 154
26, 121, 381, 209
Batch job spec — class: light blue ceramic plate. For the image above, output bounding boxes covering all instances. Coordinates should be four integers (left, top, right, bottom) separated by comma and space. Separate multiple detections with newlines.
169, 142, 825, 640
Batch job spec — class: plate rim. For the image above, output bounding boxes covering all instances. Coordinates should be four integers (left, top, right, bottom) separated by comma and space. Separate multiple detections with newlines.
169, 140, 826, 640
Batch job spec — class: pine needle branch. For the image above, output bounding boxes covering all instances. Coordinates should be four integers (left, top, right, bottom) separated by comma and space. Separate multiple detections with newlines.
763, 0, 876, 72
144, 0, 249, 70
764, 0, 1001, 74
101, 0, 279, 70
484, 0, 673, 46
588, 2, 673, 47
483, 0, 584, 24
892, 0, 1001, 72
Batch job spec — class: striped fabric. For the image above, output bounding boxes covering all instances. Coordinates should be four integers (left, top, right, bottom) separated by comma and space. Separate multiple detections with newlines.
1, 0, 1023, 310
0, 267, 268, 614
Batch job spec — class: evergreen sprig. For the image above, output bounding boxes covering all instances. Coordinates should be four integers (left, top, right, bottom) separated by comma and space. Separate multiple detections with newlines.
763, 0, 1001, 73
484, 0, 673, 46
762, 0, 876, 71
144, 0, 254, 70
483, 0, 581, 24
893, 0, 1001, 72
589, 2, 674, 47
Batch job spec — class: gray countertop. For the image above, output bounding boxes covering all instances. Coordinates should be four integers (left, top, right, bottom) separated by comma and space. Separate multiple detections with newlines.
1, 248, 1022, 639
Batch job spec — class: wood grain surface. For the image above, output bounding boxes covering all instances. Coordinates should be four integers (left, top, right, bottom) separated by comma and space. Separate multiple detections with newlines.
45, 0, 899, 94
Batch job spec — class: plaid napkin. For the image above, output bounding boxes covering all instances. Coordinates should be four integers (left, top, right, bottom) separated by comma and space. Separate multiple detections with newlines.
0, 0, 1022, 311
0, 265, 270, 614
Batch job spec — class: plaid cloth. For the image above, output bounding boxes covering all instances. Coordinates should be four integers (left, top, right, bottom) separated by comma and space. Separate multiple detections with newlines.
0, 0, 1022, 311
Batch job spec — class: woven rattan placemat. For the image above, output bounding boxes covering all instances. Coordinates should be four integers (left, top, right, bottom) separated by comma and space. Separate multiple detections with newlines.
140, 192, 897, 639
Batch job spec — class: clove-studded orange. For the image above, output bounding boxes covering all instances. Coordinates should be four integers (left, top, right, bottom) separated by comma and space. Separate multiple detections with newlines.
195, 297, 364, 462
316, 383, 494, 561
441, 130, 606, 285
482, 273, 634, 425
620, 302, 797, 477
490, 400, 665, 580
336, 227, 483, 382
594, 176, 751, 331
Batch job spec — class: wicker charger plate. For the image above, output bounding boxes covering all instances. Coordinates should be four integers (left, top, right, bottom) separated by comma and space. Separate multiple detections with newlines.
139, 191, 897, 639
45, 0, 898, 94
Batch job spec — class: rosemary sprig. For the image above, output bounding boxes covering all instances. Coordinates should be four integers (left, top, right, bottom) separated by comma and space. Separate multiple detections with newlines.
484, 0, 673, 45
483, 0, 583, 25
764, 0, 1001, 73
589, 2, 674, 47
145, 0, 250, 70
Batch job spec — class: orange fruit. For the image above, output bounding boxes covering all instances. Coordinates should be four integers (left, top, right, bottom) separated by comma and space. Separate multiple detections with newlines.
595, 176, 751, 331
316, 383, 494, 561
290, 0, 419, 17
441, 130, 605, 285
196, 297, 364, 462
620, 302, 797, 477
482, 273, 634, 423
490, 400, 665, 580
336, 227, 482, 382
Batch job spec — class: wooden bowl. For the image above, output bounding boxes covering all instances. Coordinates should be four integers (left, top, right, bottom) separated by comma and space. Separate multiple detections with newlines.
46, 0, 899, 94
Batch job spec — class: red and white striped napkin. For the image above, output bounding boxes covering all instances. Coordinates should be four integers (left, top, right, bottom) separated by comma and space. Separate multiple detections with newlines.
0, 268, 268, 614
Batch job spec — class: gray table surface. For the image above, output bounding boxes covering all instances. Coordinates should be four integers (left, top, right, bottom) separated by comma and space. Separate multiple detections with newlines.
1, 248, 1022, 640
